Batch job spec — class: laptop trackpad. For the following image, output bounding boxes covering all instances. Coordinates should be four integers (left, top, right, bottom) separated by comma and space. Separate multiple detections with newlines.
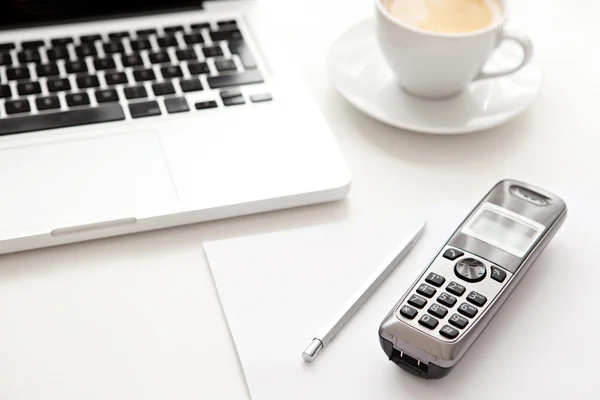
0, 130, 179, 237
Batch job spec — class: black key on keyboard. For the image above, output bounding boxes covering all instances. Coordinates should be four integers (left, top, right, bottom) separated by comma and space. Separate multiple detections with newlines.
109, 31, 129, 40
215, 59, 237, 72
36, 63, 60, 77
47, 46, 70, 61
223, 95, 245, 107
133, 68, 156, 82
0, 105, 125, 137
207, 70, 263, 89
195, 100, 218, 110
66, 92, 91, 107
188, 62, 210, 75
0, 43, 16, 50
161, 65, 183, 79
176, 48, 197, 61
122, 54, 144, 67
130, 39, 151, 51
0, 84, 11, 98
6, 66, 31, 80
203, 46, 223, 58
0, 52, 12, 66
81, 34, 102, 43
136, 29, 157, 36
51, 37, 74, 46
124, 85, 148, 99
191, 23, 210, 30
18, 49, 41, 63
103, 42, 125, 54
210, 29, 242, 42
157, 36, 179, 48
47, 78, 71, 92
17, 81, 42, 96
149, 52, 171, 64
65, 60, 88, 74
76, 43, 98, 58
22, 40, 45, 48
76, 74, 100, 89
36, 96, 61, 111
152, 82, 176, 96
165, 97, 189, 114
95, 89, 120, 103
129, 100, 161, 118
217, 20, 237, 27
180, 78, 203, 92
93, 57, 117, 71
5, 99, 31, 114
164, 26, 184, 33
229, 41, 257, 69
105, 71, 128, 85
184, 33, 204, 45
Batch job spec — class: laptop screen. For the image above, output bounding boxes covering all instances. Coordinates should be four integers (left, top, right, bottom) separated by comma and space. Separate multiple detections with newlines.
1, 1, 205, 29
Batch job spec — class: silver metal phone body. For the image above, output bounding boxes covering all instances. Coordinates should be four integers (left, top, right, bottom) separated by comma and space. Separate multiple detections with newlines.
378, 180, 567, 379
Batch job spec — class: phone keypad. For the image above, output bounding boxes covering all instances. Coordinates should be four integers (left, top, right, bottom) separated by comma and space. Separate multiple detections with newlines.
396, 246, 513, 342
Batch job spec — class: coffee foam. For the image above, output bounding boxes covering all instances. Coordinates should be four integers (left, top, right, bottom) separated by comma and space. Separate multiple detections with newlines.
386, 0, 503, 34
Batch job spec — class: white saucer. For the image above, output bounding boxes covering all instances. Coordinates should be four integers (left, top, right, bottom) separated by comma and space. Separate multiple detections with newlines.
327, 20, 543, 134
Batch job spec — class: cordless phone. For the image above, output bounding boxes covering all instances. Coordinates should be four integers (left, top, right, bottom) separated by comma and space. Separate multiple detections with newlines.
379, 180, 567, 379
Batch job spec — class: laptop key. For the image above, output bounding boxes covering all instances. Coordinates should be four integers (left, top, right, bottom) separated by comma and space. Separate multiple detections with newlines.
21, 40, 45, 48
105, 72, 128, 85
195, 100, 218, 110
76, 74, 100, 89
6, 66, 31, 80
95, 89, 120, 103
176, 48, 197, 61
223, 96, 245, 106
157, 36, 178, 48
188, 62, 210, 75
122, 54, 144, 67
203, 46, 223, 58
0, 42, 16, 50
93, 57, 117, 71
149, 51, 171, 64
215, 59, 237, 72
184, 33, 204, 45
66, 92, 91, 107
190, 23, 210, 30
103, 42, 125, 54
164, 26, 184, 33
0, 52, 12, 66
250, 93, 273, 103
161, 65, 183, 79
36, 63, 60, 77
180, 78, 203, 92
47, 78, 71, 92
76, 43, 98, 58
51, 37, 74, 46
109, 32, 130, 40
18, 49, 41, 64
129, 100, 161, 118
165, 97, 190, 114
36, 96, 61, 111
152, 82, 176, 96
5, 99, 31, 114
0, 84, 12, 98
210, 29, 242, 42
47, 46, 70, 61
130, 39, 151, 51
0, 105, 125, 137
124, 85, 148, 99
136, 29, 157, 36
207, 70, 264, 89
17, 81, 42, 96
133, 68, 156, 82
80, 34, 102, 43
229, 41, 257, 69
65, 60, 88, 74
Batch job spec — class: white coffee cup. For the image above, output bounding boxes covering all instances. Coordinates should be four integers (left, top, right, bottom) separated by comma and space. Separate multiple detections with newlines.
375, 0, 533, 99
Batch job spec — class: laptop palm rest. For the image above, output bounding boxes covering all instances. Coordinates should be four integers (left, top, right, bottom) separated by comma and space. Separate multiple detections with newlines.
0, 130, 179, 240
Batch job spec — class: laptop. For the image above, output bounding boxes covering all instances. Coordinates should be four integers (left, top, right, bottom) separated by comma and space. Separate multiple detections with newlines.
0, 0, 351, 255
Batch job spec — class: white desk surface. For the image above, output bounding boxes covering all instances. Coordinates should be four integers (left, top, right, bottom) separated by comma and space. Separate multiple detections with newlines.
0, 0, 598, 399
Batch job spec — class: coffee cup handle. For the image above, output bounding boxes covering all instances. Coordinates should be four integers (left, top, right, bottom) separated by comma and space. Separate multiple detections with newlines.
475, 30, 534, 81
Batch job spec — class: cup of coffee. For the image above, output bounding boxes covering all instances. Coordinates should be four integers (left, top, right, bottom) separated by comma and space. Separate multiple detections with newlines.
376, 0, 533, 99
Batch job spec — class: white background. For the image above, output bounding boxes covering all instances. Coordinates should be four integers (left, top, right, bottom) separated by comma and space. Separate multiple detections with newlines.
0, 0, 598, 398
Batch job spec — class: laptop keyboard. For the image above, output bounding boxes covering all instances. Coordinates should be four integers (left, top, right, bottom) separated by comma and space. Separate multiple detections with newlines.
0, 19, 271, 137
